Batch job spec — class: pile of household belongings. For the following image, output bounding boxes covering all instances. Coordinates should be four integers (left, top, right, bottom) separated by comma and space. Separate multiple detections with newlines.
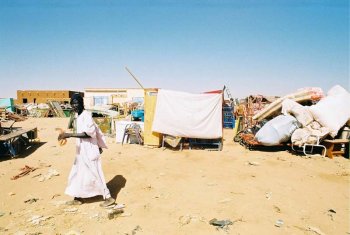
152, 89, 223, 149
15, 102, 68, 118
237, 85, 350, 152
0, 108, 26, 122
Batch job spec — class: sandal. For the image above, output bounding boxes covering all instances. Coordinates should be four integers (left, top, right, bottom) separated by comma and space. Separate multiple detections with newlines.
99, 197, 115, 207
66, 198, 83, 205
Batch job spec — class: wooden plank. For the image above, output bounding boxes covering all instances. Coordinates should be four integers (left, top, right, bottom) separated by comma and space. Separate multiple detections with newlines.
323, 139, 348, 159
0, 128, 37, 142
143, 89, 161, 146
324, 139, 349, 144
48, 101, 65, 117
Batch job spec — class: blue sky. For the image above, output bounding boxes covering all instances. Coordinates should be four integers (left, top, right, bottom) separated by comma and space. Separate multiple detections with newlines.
0, 0, 348, 98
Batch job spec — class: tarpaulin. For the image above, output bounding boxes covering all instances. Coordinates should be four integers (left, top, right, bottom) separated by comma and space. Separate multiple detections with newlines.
152, 89, 223, 138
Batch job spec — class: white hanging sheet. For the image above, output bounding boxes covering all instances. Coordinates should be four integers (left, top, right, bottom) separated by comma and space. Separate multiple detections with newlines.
152, 89, 223, 138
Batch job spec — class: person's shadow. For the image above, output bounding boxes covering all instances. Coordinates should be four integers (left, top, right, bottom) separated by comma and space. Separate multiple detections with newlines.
83, 175, 126, 204
107, 175, 127, 199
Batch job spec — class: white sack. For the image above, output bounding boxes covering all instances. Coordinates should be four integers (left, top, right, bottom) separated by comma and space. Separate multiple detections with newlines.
152, 89, 223, 138
281, 99, 313, 127
327, 84, 348, 96
255, 114, 300, 146
309, 85, 350, 137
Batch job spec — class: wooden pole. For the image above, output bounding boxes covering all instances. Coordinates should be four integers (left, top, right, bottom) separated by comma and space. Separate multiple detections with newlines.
125, 67, 145, 89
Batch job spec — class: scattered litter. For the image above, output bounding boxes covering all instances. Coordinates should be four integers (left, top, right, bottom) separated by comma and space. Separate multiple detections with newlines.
24, 198, 39, 204
11, 165, 37, 180
328, 209, 336, 213
248, 161, 260, 166
179, 215, 192, 226
275, 219, 284, 227
107, 209, 124, 219
273, 205, 281, 213
32, 173, 42, 178
326, 209, 336, 220
8, 192, 15, 196
131, 225, 142, 235
0, 212, 5, 217
38, 169, 59, 182
209, 218, 233, 229
64, 208, 78, 213
27, 215, 53, 225
51, 194, 61, 199
307, 226, 326, 235
265, 192, 272, 200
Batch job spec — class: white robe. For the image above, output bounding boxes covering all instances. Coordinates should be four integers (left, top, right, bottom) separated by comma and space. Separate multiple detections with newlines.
65, 110, 111, 199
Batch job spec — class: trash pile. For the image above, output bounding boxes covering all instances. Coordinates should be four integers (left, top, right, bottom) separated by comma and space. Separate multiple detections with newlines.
14, 101, 70, 118
234, 85, 350, 154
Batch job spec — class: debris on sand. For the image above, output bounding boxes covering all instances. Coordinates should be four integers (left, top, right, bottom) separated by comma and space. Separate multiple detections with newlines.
24, 198, 39, 204
63, 208, 78, 214
307, 226, 326, 235
38, 169, 59, 182
27, 215, 53, 225
11, 165, 37, 180
275, 219, 284, 227
107, 209, 124, 219
209, 218, 233, 230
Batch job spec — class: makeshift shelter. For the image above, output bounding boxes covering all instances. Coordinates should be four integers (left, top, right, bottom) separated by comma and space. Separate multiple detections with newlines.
152, 89, 223, 149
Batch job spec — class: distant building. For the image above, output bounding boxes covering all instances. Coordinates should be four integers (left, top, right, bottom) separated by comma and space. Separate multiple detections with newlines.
16, 90, 84, 104
84, 88, 144, 108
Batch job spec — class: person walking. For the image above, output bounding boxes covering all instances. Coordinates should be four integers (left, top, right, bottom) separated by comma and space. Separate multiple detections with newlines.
58, 93, 115, 207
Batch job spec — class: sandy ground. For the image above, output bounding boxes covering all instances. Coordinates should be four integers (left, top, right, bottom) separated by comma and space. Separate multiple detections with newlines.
0, 118, 349, 235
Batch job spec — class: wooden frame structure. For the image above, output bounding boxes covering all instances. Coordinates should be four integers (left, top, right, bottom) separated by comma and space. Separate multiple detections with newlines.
0, 127, 38, 157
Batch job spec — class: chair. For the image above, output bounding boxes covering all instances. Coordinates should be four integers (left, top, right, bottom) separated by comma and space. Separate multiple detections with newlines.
291, 134, 326, 157
121, 123, 143, 145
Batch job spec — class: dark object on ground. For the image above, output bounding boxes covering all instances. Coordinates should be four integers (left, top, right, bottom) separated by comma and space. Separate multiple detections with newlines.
209, 218, 233, 228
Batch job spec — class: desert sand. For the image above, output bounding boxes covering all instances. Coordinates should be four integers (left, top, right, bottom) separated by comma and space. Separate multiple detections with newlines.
0, 118, 349, 235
